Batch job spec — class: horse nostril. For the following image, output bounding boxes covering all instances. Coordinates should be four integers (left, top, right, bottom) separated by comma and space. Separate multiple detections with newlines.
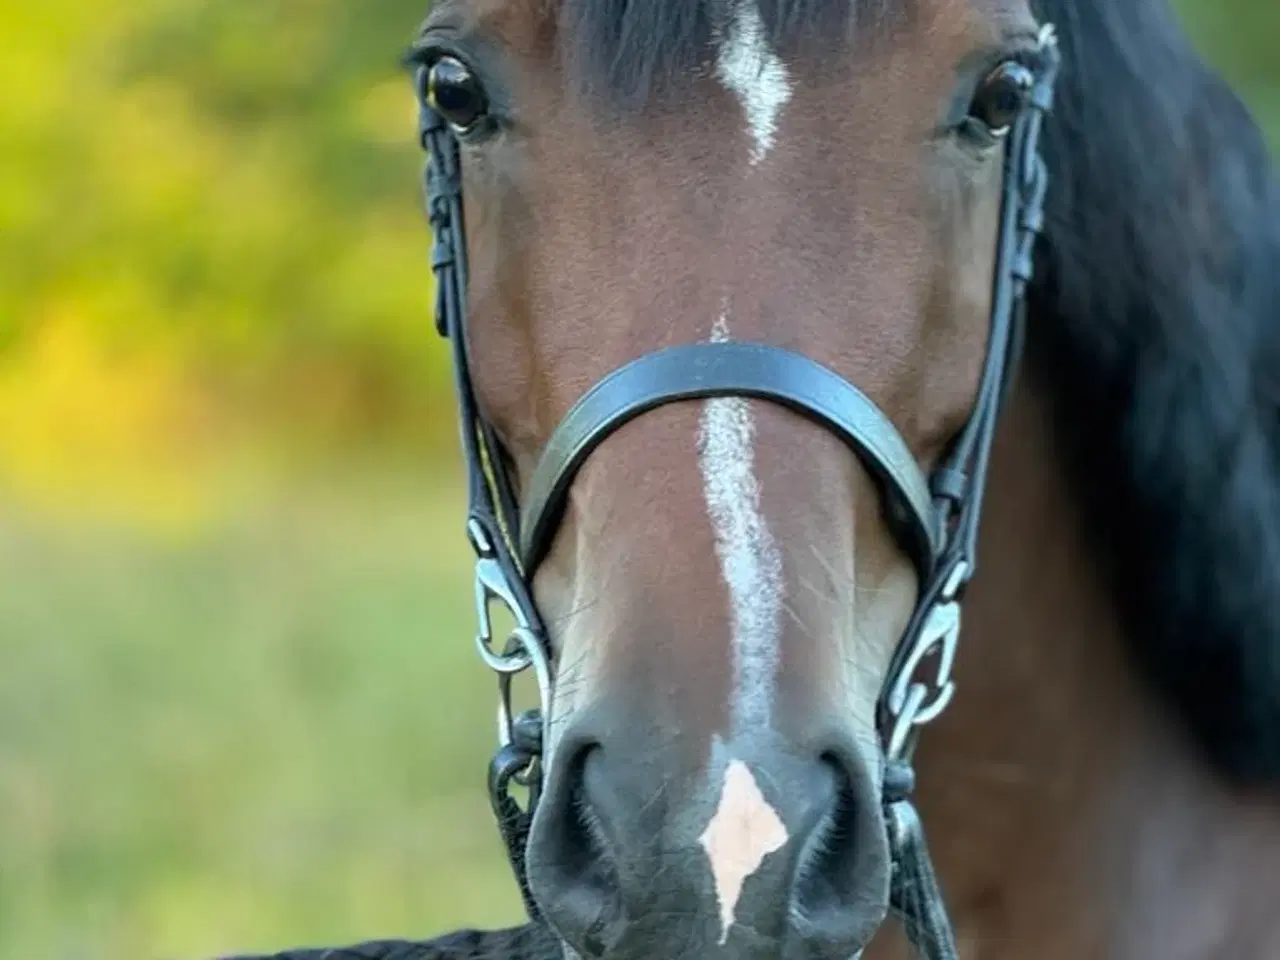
797, 756, 856, 893
790, 751, 892, 958
526, 743, 624, 958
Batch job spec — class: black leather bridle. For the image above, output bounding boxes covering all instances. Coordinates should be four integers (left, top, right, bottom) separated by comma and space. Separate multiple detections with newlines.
413, 26, 1060, 960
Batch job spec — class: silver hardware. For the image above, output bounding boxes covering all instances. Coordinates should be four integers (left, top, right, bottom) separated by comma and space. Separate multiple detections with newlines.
467, 516, 494, 556
474, 556, 534, 671
468, 520, 554, 756
885, 561, 969, 761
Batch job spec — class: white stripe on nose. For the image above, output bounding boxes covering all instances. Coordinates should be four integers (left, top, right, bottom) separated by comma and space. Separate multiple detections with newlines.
697, 314, 784, 735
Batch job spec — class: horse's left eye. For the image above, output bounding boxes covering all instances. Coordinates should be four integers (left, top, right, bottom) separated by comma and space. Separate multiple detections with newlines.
967, 61, 1035, 138
427, 55, 489, 132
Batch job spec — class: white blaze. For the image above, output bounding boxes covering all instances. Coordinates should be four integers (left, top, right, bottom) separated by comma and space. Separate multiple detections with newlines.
698, 315, 784, 733
696, 317, 789, 939
698, 758, 790, 944
714, 0, 793, 165
698, 19, 793, 921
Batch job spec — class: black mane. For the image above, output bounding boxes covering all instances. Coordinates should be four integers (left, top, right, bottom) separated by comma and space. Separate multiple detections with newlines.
1027, 0, 1280, 783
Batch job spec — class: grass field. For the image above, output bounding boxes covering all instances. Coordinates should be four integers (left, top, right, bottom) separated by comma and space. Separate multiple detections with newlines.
0, 465, 528, 960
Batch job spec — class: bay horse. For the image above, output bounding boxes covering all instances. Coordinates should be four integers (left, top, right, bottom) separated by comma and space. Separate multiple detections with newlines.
230, 0, 1280, 958
399, 0, 1280, 957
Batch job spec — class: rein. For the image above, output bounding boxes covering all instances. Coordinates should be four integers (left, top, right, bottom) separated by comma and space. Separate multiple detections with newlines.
412, 26, 1061, 960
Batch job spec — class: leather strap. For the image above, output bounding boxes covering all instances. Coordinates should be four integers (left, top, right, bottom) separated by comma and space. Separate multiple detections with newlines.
518, 340, 941, 576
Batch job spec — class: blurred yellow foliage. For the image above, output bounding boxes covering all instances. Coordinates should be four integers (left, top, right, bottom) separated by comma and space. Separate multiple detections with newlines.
0, 0, 448, 533
0, 310, 217, 536
0, 0, 1274, 536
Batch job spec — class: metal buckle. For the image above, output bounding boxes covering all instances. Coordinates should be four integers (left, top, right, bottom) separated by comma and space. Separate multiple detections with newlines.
468, 523, 551, 916
469, 519, 553, 757
884, 560, 968, 761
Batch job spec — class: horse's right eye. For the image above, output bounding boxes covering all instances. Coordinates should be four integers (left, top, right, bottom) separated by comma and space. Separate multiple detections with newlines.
427, 55, 489, 132
967, 60, 1035, 139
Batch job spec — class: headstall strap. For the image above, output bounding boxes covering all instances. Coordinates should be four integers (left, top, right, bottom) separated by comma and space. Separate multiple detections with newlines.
879, 25, 1060, 960
417, 67, 550, 920
412, 22, 1061, 956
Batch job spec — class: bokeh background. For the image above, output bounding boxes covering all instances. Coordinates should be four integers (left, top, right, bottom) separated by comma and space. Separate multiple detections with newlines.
0, 2, 1275, 958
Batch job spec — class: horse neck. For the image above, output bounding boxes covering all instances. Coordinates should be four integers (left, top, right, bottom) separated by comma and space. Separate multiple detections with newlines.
903, 375, 1280, 959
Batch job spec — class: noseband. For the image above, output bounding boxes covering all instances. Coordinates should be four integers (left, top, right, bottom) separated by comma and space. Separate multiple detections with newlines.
414, 28, 1060, 960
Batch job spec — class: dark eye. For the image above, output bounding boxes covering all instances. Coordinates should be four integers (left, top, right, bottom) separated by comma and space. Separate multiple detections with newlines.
427, 55, 489, 132
967, 61, 1035, 138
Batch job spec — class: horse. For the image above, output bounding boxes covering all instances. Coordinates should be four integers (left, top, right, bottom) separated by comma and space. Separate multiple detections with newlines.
392, 0, 1280, 957
389, 1, 1280, 959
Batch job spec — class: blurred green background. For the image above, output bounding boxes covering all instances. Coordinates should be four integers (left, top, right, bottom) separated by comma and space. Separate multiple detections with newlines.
0, 2, 1275, 959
